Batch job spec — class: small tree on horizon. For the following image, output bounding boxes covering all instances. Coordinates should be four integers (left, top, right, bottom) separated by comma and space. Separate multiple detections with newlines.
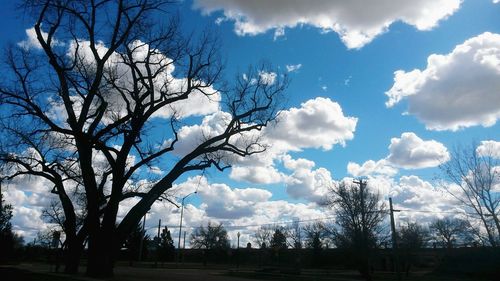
325, 180, 386, 281
124, 223, 150, 263
254, 225, 273, 249
430, 217, 475, 248
398, 222, 429, 276
303, 222, 327, 250
270, 227, 288, 250
190, 222, 230, 250
158, 226, 175, 262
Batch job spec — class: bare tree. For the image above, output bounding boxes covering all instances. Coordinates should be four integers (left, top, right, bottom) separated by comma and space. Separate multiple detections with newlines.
254, 225, 273, 249
430, 218, 475, 248
398, 222, 429, 276
303, 222, 327, 250
439, 144, 500, 246
326, 180, 386, 281
287, 220, 303, 249
190, 222, 230, 250
0, 0, 287, 277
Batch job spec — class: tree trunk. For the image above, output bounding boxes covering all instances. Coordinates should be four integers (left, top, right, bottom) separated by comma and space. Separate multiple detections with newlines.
63, 244, 83, 274
479, 215, 497, 247
86, 230, 116, 278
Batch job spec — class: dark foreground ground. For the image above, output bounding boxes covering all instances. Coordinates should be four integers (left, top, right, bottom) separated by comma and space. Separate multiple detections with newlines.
0, 263, 493, 281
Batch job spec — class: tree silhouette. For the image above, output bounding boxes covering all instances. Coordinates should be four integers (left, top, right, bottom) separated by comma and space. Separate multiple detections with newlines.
0, 0, 287, 277
124, 223, 150, 263
270, 227, 288, 250
158, 226, 175, 262
430, 218, 475, 248
0, 193, 13, 261
326, 181, 386, 281
254, 225, 273, 249
190, 222, 230, 250
439, 143, 500, 246
303, 222, 327, 250
398, 222, 429, 276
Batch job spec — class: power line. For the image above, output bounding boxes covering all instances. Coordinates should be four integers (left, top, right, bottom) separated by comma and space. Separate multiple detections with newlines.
143, 215, 337, 232
143, 209, 476, 232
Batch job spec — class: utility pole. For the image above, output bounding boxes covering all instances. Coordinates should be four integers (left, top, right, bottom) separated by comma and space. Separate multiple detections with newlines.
354, 179, 367, 237
354, 179, 369, 277
138, 212, 147, 262
155, 219, 161, 267
389, 197, 401, 281
157, 219, 161, 239
0, 179, 3, 210
178, 191, 196, 262
182, 231, 187, 263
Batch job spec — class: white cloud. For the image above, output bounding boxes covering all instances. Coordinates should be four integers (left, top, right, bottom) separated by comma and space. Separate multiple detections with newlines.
391, 176, 459, 220
286, 64, 302, 73
193, 0, 461, 49
258, 71, 277, 85
43, 38, 221, 125
175, 97, 356, 191
347, 159, 398, 177
229, 166, 284, 184
174, 111, 233, 157
18, 27, 61, 50
282, 155, 333, 203
476, 140, 500, 158
267, 97, 357, 151
224, 97, 356, 194
2, 179, 60, 240
387, 132, 449, 169
171, 176, 273, 220
386, 32, 500, 131
273, 27, 285, 40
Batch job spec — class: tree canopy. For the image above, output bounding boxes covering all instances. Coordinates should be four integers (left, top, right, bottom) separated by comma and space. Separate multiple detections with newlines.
0, 0, 287, 276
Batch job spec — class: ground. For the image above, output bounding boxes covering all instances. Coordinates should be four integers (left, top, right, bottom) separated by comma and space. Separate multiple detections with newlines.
0, 263, 491, 281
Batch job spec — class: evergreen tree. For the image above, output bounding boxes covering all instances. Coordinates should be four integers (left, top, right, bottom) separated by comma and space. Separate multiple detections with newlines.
158, 226, 175, 262
1, 192, 23, 261
270, 227, 288, 250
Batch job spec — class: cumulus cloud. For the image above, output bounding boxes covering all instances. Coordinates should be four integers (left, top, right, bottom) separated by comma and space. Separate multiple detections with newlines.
347, 132, 449, 180
154, 176, 332, 244
176, 97, 356, 192
170, 176, 273, 219
387, 132, 449, 169
282, 155, 333, 203
36, 37, 220, 125
267, 97, 357, 151
476, 140, 500, 158
347, 159, 398, 177
229, 166, 284, 184
17, 27, 62, 50
2, 176, 60, 240
386, 32, 500, 131
193, 0, 461, 49
225, 97, 356, 196
391, 175, 460, 223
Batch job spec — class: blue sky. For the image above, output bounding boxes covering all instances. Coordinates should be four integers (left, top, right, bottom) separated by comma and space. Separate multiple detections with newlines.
1, 0, 500, 245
